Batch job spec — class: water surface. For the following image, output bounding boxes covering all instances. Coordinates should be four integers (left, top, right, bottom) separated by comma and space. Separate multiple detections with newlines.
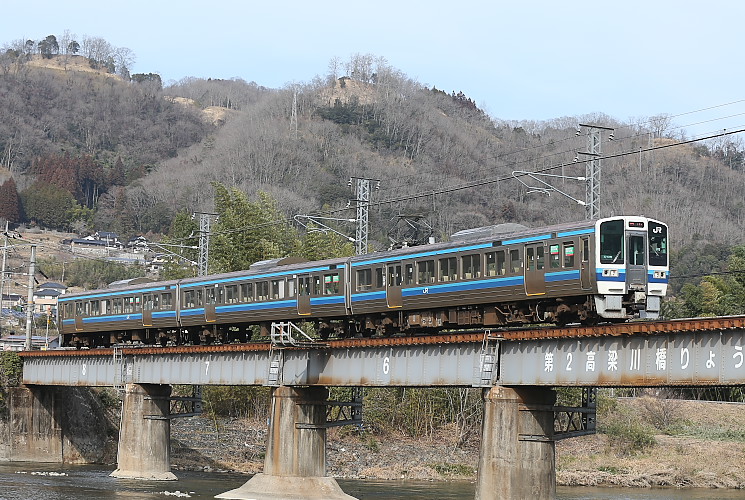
1, 463, 744, 499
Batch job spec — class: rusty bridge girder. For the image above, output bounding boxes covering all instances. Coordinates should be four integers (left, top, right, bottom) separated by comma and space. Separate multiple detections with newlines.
18, 316, 745, 388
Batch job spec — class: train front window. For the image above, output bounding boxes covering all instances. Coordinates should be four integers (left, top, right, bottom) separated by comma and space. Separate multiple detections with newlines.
600, 219, 624, 264
648, 222, 668, 266
628, 236, 645, 266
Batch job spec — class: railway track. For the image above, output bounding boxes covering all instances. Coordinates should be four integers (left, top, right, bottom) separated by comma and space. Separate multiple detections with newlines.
20, 315, 745, 358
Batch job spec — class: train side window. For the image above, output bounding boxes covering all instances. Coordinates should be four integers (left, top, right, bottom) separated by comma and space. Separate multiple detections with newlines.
313, 276, 322, 295
510, 249, 522, 274
563, 243, 575, 268
549, 244, 561, 268
216, 287, 224, 304
417, 260, 435, 284
240, 283, 254, 302
536, 247, 545, 271
356, 269, 372, 291
324, 273, 340, 295
75, 302, 83, 316
65, 303, 73, 317
90, 300, 100, 315
123, 297, 134, 314
486, 251, 506, 276
375, 268, 384, 288
101, 300, 108, 315
288, 279, 296, 298
271, 279, 285, 299
195, 289, 203, 307
205, 288, 217, 305
462, 254, 482, 279
162, 293, 172, 308
143, 294, 154, 311
405, 264, 415, 285
486, 252, 496, 276
439, 257, 457, 281
256, 281, 270, 301
112, 298, 123, 314
225, 285, 238, 304
183, 290, 194, 308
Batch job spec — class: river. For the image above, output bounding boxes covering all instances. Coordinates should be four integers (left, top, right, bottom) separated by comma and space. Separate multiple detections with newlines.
1, 463, 744, 499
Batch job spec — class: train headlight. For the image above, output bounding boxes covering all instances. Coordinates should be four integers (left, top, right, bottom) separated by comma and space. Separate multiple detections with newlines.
602, 269, 619, 277
653, 271, 667, 279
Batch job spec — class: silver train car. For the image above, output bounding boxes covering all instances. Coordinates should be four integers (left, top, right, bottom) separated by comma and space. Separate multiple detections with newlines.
58, 216, 669, 347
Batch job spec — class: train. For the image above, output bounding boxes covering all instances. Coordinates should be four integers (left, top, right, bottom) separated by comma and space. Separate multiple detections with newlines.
58, 215, 669, 348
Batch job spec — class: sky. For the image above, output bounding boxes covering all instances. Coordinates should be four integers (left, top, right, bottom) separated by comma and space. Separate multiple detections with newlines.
6, 0, 745, 140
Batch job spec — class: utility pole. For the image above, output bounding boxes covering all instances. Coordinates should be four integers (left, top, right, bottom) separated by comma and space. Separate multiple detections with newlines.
192, 212, 218, 276
578, 124, 614, 220
291, 91, 298, 139
0, 221, 8, 336
24, 244, 36, 350
349, 177, 380, 255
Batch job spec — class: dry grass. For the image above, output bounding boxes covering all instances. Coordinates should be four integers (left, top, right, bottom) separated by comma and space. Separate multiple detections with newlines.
557, 399, 745, 488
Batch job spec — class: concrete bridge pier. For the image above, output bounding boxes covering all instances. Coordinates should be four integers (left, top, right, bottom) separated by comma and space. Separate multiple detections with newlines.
217, 385, 357, 500
111, 383, 176, 480
475, 385, 556, 500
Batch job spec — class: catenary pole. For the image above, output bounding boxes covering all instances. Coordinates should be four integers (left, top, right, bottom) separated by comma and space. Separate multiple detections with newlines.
24, 244, 36, 350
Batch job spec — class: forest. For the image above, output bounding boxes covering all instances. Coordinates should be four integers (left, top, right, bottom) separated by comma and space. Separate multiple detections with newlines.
2, 35, 745, 316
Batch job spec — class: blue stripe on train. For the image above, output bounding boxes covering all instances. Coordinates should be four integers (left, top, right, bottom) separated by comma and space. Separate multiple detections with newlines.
545, 270, 581, 282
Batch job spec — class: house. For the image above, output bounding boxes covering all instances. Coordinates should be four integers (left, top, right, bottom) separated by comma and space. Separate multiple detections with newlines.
94, 231, 121, 248
33, 288, 61, 314
70, 238, 108, 255
0, 334, 59, 351
127, 235, 150, 252
0, 293, 23, 309
37, 282, 67, 295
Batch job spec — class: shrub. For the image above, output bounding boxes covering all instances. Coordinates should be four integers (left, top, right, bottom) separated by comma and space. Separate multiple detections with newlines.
599, 405, 656, 456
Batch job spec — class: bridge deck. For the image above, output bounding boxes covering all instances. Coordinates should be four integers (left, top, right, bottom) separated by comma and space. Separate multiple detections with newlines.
19, 317, 745, 388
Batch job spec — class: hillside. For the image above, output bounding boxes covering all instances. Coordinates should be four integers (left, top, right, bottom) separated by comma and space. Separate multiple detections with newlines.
1, 49, 745, 289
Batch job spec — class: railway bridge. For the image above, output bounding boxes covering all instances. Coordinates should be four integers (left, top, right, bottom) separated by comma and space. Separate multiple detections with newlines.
14, 316, 745, 499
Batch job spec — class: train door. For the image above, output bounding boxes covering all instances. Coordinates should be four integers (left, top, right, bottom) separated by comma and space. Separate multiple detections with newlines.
142, 294, 153, 327
626, 232, 647, 287
74, 300, 84, 332
204, 287, 217, 323
524, 244, 547, 295
297, 274, 312, 316
386, 263, 403, 308
580, 236, 592, 290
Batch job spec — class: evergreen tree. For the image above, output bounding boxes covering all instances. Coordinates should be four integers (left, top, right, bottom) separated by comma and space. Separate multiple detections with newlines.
299, 223, 355, 261
0, 178, 21, 222
20, 182, 76, 230
209, 182, 300, 273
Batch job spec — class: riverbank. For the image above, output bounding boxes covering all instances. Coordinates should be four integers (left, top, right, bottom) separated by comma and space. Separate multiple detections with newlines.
169, 398, 745, 489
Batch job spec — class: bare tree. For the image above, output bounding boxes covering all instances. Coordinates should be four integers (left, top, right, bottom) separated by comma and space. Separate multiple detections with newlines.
649, 113, 673, 138
114, 46, 135, 79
